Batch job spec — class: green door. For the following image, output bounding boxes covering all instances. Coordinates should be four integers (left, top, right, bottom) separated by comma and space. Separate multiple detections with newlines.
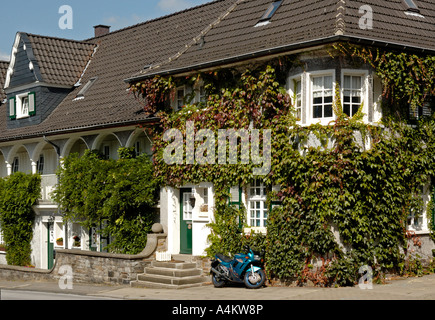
47, 223, 54, 269
180, 188, 193, 254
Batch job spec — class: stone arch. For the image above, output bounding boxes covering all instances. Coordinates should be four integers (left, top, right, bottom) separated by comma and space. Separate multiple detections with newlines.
62, 137, 90, 158
7, 145, 32, 174
92, 133, 122, 160
31, 142, 59, 175
126, 128, 153, 157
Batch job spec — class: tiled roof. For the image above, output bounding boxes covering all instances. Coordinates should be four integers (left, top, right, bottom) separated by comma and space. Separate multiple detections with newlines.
25, 33, 97, 86
0, 60, 8, 102
129, 0, 435, 80
0, 0, 235, 141
1, 0, 435, 142
344, 0, 435, 51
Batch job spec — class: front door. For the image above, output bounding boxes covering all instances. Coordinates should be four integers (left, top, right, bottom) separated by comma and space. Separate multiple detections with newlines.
47, 222, 54, 269
180, 188, 193, 254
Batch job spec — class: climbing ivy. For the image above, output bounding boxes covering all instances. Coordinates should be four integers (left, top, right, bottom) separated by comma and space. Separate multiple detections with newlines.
0, 173, 41, 266
130, 46, 435, 286
52, 148, 160, 254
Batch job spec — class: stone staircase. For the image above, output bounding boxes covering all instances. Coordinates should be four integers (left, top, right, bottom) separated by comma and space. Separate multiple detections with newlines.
131, 256, 211, 289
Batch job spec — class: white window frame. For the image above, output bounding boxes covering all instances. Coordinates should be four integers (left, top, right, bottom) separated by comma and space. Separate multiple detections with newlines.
173, 86, 185, 111
193, 81, 206, 105
16, 92, 30, 119
307, 70, 336, 125
288, 76, 303, 123
341, 70, 369, 121
247, 180, 268, 229
407, 184, 431, 234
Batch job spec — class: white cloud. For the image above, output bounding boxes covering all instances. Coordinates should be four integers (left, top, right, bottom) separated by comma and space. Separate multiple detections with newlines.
104, 14, 147, 30
157, 0, 193, 12
0, 50, 10, 62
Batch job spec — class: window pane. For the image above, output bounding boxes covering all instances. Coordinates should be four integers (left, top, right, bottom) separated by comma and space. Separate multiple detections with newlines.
343, 105, 351, 117
352, 96, 361, 103
324, 96, 333, 104
352, 76, 362, 89
352, 105, 359, 116
324, 105, 333, 118
313, 77, 323, 90
344, 76, 351, 89
313, 97, 322, 105
313, 106, 323, 118
296, 80, 301, 94
324, 76, 333, 89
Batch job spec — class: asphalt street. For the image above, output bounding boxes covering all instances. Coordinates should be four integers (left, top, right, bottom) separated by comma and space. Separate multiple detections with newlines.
1, 273, 435, 301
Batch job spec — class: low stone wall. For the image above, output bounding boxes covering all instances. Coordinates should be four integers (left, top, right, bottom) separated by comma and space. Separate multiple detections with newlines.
0, 232, 167, 285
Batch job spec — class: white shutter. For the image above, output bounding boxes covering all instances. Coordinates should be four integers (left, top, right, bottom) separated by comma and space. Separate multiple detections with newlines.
9, 97, 16, 119
28, 92, 36, 116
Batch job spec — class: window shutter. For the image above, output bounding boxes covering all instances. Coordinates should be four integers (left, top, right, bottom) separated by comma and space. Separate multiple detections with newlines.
229, 185, 243, 232
9, 97, 16, 120
28, 92, 36, 116
229, 186, 242, 208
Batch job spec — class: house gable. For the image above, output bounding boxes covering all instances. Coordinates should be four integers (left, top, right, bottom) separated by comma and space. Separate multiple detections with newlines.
4, 33, 97, 129
6, 33, 40, 89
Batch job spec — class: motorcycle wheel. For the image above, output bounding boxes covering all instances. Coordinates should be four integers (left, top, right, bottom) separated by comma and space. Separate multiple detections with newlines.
244, 269, 266, 289
212, 274, 226, 288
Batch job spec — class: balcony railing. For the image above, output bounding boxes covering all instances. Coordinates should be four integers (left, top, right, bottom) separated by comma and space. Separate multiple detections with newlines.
40, 174, 57, 202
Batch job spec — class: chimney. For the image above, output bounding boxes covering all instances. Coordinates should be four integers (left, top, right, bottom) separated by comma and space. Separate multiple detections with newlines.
93, 25, 111, 37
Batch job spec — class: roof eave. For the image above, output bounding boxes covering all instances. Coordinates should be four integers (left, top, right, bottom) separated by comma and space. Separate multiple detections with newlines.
125, 35, 435, 83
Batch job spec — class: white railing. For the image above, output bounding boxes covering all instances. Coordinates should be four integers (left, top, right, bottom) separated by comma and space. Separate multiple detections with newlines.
40, 174, 57, 202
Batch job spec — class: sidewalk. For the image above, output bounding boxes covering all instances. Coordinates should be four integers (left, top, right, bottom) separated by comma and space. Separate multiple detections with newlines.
2, 273, 435, 300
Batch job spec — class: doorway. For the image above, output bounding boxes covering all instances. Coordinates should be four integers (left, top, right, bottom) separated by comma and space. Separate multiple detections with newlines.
180, 188, 193, 254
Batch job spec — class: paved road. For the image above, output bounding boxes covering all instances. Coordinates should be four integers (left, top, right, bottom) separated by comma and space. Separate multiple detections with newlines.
1, 276, 431, 319
1, 273, 435, 301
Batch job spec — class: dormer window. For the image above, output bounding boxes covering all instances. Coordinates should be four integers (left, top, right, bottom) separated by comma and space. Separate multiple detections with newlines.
404, 0, 420, 13
9, 92, 36, 120
255, 1, 282, 27
74, 77, 98, 101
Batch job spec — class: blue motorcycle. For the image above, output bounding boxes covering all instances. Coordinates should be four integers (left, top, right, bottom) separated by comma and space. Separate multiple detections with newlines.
210, 246, 266, 289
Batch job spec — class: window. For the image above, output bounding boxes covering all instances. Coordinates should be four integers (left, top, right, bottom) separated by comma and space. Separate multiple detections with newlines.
312, 75, 334, 119
135, 141, 141, 157
176, 87, 185, 110
404, 0, 420, 12
248, 180, 268, 228
259, 1, 282, 22
37, 155, 44, 174
199, 86, 206, 104
294, 79, 302, 120
203, 188, 208, 205
103, 145, 110, 160
74, 77, 98, 101
343, 75, 362, 117
12, 157, 19, 173
9, 92, 36, 119
21, 96, 29, 116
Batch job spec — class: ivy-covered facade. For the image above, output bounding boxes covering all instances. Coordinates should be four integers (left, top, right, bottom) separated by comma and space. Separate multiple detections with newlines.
0, 0, 435, 285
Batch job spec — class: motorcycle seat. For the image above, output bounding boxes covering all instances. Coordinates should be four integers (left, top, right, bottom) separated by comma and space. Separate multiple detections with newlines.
217, 253, 232, 263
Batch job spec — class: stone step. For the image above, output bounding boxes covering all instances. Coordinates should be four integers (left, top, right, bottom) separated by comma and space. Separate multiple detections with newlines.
130, 279, 210, 290
151, 261, 198, 270
145, 266, 202, 277
137, 273, 210, 286
131, 258, 210, 289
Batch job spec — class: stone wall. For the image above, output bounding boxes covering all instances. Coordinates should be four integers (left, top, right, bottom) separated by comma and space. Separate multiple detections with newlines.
0, 232, 167, 285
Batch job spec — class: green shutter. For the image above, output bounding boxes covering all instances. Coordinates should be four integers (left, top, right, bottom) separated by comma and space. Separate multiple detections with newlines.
229, 186, 242, 208
9, 97, 16, 120
229, 185, 243, 232
28, 92, 36, 116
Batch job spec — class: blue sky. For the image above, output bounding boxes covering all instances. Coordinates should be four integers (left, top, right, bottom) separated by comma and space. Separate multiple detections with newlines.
0, 0, 212, 61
